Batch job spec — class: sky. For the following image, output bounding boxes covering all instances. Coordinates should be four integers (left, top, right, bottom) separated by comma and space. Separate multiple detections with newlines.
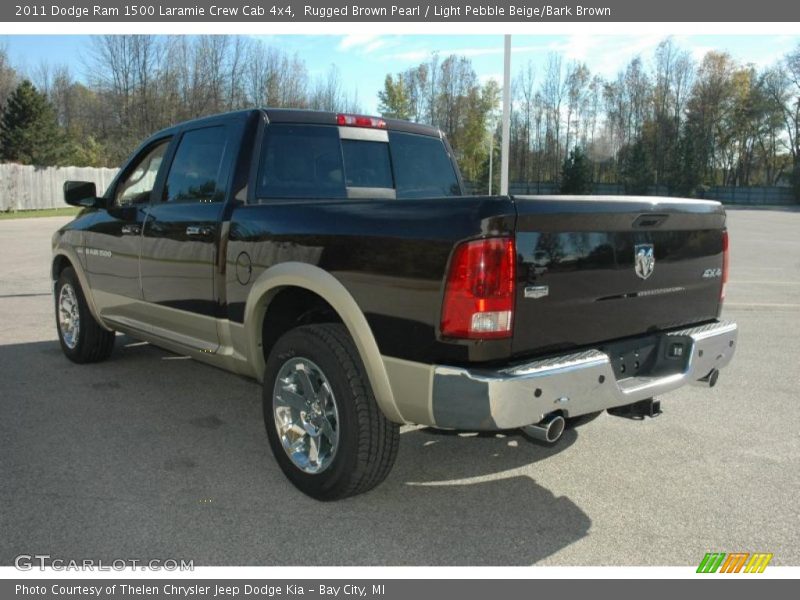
2, 34, 798, 114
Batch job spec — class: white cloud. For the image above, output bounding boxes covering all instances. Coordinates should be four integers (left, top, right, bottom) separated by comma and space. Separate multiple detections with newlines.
542, 34, 799, 78
536, 34, 673, 77
365, 39, 388, 53
385, 43, 550, 63
387, 49, 433, 62
348, 34, 798, 87
338, 34, 385, 52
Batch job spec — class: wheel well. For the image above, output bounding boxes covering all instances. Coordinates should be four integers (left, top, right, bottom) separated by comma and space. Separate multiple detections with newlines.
52, 255, 72, 281
261, 287, 341, 361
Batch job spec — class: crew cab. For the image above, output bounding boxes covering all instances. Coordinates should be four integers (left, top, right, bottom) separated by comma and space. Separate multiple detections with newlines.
52, 109, 737, 500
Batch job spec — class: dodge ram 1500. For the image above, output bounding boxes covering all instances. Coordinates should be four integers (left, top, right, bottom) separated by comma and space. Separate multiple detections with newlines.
52, 109, 737, 499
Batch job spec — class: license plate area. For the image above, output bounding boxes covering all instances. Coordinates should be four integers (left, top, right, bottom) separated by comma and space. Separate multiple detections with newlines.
600, 333, 691, 380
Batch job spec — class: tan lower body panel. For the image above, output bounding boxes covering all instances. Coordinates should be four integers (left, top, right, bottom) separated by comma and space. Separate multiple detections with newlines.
88, 289, 430, 425
95, 290, 256, 379
381, 356, 435, 426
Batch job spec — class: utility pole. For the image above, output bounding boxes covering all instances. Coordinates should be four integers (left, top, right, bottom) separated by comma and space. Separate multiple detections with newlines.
488, 134, 493, 195
501, 35, 511, 196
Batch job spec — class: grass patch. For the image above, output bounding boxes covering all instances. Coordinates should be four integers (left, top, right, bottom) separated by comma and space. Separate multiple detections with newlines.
0, 207, 80, 220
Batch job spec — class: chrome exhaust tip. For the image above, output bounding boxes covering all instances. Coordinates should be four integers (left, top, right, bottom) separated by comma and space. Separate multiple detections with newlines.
522, 414, 566, 444
698, 368, 720, 388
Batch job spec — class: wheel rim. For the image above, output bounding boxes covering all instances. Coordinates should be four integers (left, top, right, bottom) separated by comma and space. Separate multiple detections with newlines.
272, 357, 340, 474
58, 283, 81, 350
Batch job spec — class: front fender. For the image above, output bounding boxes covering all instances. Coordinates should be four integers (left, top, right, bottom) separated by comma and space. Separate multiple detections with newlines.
242, 262, 403, 423
52, 242, 112, 332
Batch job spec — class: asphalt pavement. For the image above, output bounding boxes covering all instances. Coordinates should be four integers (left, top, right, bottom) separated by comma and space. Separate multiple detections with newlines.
1, 208, 798, 566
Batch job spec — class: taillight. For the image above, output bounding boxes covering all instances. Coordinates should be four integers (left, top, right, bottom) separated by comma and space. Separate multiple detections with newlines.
441, 237, 516, 339
336, 114, 387, 129
721, 230, 729, 302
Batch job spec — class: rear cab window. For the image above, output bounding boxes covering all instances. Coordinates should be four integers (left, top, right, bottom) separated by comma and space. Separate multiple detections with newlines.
256, 122, 461, 201
341, 139, 393, 189
389, 131, 462, 198
258, 124, 346, 200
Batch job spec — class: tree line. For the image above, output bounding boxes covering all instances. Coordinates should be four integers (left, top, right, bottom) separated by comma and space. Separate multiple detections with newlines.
379, 38, 800, 199
0, 36, 360, 167
1, 36, 799, 200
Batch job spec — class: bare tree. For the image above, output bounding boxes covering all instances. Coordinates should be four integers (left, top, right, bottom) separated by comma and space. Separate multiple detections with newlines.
0, 43, 18, 111
542, 53, 565, 180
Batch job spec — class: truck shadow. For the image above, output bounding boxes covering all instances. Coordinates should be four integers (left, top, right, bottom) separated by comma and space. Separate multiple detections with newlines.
361, 426, 591, 565
0, 336, 591, 566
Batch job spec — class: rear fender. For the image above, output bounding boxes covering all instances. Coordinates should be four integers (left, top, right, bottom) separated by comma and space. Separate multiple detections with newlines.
242, 262, 403, 423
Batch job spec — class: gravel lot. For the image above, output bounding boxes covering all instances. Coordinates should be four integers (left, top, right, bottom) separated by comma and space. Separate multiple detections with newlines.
1, 208, 798, 566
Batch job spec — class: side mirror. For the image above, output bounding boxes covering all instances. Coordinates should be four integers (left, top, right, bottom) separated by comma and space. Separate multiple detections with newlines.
63, 181, 104, 208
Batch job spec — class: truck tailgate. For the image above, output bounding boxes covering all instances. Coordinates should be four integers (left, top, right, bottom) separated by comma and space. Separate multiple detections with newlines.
511, 196, 727, 357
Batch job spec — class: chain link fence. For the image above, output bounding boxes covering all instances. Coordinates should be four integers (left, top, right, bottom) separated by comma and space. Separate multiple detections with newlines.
466, 181, 797, 205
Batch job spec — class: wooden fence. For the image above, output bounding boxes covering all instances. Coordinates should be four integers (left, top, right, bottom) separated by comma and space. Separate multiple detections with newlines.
0, 163, 119, 211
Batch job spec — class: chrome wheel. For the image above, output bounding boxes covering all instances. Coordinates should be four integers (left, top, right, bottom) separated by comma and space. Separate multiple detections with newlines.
272, 357, 340, 474
58, 283, 81, 349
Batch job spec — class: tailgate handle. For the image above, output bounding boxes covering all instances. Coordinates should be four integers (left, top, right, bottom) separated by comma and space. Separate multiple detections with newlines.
633, 213, 669, 228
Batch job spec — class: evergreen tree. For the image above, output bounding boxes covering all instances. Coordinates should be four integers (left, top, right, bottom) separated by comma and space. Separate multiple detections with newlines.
68, 135, 106, 168
674, 126, 704, 197
621, 137, 653, 195
792, 164, 800, 203
0, 80, 68, 165
560, 146, 593, 194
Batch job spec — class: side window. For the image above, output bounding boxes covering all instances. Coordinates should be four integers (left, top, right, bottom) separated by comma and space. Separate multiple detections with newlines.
163, 126, 228, 203
389, 132, 462, 198
257, 124, 346, 200
114, 140, 169, 206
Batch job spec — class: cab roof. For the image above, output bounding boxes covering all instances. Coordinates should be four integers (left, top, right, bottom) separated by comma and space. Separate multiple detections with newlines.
150, 108, 443, 139
264, 108, 442, 137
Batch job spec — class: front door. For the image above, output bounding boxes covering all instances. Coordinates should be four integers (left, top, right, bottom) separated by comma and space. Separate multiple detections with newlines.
139, 124, 233, 353
84, 138, 170, 325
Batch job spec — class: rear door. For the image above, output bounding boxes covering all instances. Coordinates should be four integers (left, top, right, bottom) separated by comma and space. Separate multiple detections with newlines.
138, 121, 237, 352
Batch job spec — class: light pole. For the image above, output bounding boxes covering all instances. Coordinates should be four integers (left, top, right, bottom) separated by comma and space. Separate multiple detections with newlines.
500, 34, 511, 195
488, 133, 494, 195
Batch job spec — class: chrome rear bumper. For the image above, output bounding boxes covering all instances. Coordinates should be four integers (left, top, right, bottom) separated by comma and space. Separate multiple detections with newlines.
431, 320, 738, 430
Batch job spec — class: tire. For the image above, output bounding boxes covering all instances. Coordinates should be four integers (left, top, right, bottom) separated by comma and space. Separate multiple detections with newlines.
55, 266, 115, 363
263, 323, 400, 501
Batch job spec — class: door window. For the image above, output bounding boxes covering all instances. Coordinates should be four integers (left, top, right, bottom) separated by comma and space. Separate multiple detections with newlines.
163, 126, 229, 203
114, 139, 169, 206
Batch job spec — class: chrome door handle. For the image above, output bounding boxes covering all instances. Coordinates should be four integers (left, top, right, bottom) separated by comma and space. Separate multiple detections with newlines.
186, 225, 214, 237
121, 224, 141, 235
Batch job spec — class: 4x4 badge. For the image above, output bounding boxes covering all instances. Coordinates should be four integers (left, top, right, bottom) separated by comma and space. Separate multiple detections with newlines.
634, 244, 655, 280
